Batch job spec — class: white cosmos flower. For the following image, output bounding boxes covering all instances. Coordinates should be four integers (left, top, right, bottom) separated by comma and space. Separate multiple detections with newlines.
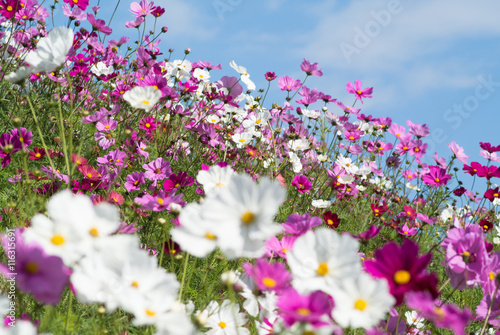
206, 114, 220, 124
193, 68, 210, 82
232, 131, 253, 148
287, 228, 362, 294
196, 165, 236, 195
25, 26, 74, 73
329, 272, 395, 329
311, 199, 330, 208
336, 155, 359, 175
206, 300, 250, 335
201, 174, 286, 259
230, 60, 255, 91
90, 61, 114, 76
288, 139, 310, 152
405, 310, 425, 329
288, 152, 302, 173
5, 66, 31, 84
171, 203, 229, 258
123, 86, 162, 111
23, 190, 120, 266
302, 109, 320, 119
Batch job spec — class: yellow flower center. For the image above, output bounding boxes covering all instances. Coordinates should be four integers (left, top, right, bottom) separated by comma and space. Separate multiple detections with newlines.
89, 228, 99, 237
316, 262, 329, 276
25, 262, 39, 274
262, 277, 276, 288
142, 100, 150, 105
205, 232, 217, 240
490, 272, 496, 281
35, 153, 41, 157
105, 125, 110, 129
462, 251, 470, 257
354, 299, 367, 311
6, 5, 13, 11
241, 211, 255, 225
239, 138, 246, 143
145, 123, 151, 128
218, 321, 227, 329
157, 198, 164, 205
281, 248, 289, 253
434, 178, 440, 183
131, 281, 139, 288
51, 235, 65, 246
296, 308, 311, 316
394, 270, 411, 284
145, 309, 155, 317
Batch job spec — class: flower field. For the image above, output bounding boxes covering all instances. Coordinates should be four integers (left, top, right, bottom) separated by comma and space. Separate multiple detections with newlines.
0, 0, 500, 334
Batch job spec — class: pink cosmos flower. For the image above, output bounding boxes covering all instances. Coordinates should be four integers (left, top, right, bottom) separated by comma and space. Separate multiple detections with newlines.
264, 235, 296, 259
277, 288, 333, 328
242, 259, 291, 292
278, 75, 302, 92
406, 291, 471, 335
87, 14, 112, 35
346, 80, 373, 103
142, 157, 171, 181
421, 166, 451, 187
291, 175, 312, 194
63, 0, 89, 10
480, 150, 500, 162
130, 0, 154, 17
397, 223, 418, 236
281, 213, 322, 236
125, 171, 145, 192
447, 141, 469, 164
406, 120, 430, 138
300, 59, 323, 77
0, 230, 69, 305
134, 190, 183, 212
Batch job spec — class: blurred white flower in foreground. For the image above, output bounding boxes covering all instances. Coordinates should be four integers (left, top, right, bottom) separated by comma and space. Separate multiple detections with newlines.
25, 26, 74, 73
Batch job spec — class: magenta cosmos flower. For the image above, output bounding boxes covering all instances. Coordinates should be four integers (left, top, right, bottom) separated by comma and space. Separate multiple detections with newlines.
281, 213, 322, 236
300, 59, 323, 77
0, 230, 69, 305
291, 174, 312, 194
277, 288, 333, 328
242, 259, 291, 292
364, 239, 438, 305
421, 166, 451, 187
63, 0, 89, 10
346, 80, 373, 103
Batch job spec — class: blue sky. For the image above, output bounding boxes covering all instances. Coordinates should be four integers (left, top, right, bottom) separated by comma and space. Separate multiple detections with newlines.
74, 0, 500, 168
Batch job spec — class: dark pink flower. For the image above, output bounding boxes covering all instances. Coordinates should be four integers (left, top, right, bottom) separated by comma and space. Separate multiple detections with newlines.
291, 175, 312, 194
364, 239, 438, 305
264, 71, 277, 81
